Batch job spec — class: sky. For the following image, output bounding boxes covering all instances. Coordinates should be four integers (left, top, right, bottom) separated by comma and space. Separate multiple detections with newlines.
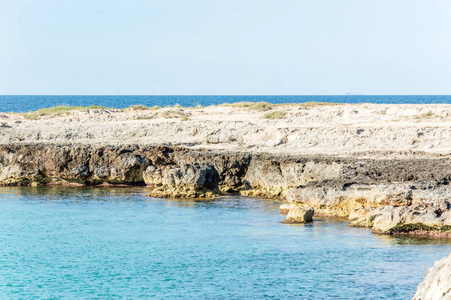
1, 0, 451, 95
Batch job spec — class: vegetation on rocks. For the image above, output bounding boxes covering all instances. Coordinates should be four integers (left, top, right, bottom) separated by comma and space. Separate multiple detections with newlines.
23, 105, 107, 120
263, 110, 287, 119
126, 104, 161, 111
387, 223, 451, 234
221, 101, 274, 111
297, 101, 340, 108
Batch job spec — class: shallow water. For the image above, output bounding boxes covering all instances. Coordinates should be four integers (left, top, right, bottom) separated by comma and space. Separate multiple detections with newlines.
2, 95, 451, 112
0, 187, 450, 299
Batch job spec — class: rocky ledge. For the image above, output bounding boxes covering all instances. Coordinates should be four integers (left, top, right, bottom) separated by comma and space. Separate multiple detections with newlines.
1, 143, 451, 235
1, 103, 451, 235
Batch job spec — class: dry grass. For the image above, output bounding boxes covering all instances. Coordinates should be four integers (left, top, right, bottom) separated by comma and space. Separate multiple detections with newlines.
161, 110, 190, 120
126, 105, 161, 111
263, 110, 287, 119
126, 104, 148, 110
23, 105, 107, 120
296, 102, 341, 108
221, 101, 274, 111
135, 115, 155, 120
415, 111, 434, 119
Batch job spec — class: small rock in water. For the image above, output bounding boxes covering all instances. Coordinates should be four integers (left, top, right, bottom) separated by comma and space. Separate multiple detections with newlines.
281, 204, 314, 223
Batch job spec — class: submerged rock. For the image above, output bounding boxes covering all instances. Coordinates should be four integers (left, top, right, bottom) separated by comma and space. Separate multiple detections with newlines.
413, 253, 451, 300
144, 163, 220, 198
281, 203, 314, 223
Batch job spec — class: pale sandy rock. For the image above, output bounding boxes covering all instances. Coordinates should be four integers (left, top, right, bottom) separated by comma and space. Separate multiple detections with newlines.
364, 201, 451, 236
287, 182, 451, 236
279, 203, 291, 214
287, 183, 414, 217
281, 203, 314, 223
144, 163, 220, 198
2, 104, 451, 156
413, 253, 451, 300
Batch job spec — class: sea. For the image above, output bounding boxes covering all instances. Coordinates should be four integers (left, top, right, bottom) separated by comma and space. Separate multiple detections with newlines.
0, 187, 450, 299
1, 95, 451, 112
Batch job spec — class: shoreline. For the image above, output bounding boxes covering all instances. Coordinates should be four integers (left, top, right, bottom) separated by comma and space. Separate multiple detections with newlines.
1, 103, 451, 239
0, 143, 450, 239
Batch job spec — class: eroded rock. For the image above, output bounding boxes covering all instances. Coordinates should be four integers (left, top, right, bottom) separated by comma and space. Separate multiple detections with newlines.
288, 183, 451, 237
279, 203, 291, 214
144, 163, 220, 198
281, 203, 314, 223
287, 183, 414, 217
350, 201, 451, 237
413, 253, 451, 300
1, 143, 451, 237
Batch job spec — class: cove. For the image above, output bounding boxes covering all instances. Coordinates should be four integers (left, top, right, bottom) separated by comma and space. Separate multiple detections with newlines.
0, 187, 450, 299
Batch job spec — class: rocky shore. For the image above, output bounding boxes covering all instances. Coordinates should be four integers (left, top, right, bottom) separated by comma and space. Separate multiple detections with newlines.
414, 252, 451, 300
1, 143, 450, 236
0, 103, 451, 237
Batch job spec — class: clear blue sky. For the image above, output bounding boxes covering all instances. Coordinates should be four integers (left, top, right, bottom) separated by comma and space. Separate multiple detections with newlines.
1, 0, 450, 95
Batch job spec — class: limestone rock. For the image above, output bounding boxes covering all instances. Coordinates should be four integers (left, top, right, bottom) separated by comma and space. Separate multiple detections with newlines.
144, 163, 220, 198
349, 199, 451, 237
243, 158, 342, 199
279, 203, 291, 215
281, 203, 314, 223
1, 143, 451, 239
287, 183, 414, 217
413, 253, 451, 300
0, 144, 149, 186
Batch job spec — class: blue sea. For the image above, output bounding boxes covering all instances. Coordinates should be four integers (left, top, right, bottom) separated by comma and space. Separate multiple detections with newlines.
0, 187, 450, 299
1, 95, 451, 112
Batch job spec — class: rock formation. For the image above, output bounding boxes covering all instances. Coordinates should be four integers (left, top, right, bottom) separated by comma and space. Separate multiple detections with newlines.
413, 253, 451, 300
143, 163, 220, 198
1, 104, 451, 237
281, 203, 314, 223
287, 183, 451, 237
1, 142, 450, 236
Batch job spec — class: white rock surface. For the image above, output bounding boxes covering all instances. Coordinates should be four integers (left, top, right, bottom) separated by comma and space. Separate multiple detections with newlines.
413, 253, 451, 300
1, 104, 451, 156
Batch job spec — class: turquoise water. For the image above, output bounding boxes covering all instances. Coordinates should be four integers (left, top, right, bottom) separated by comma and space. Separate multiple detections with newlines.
0, 187, 450, 299
1, 95, 451, 112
